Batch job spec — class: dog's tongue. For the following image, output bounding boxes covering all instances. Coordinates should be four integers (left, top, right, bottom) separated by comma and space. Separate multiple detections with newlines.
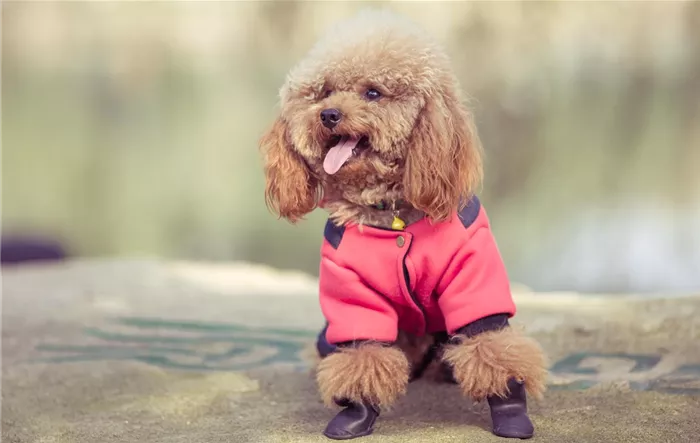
323, 136, 360, 175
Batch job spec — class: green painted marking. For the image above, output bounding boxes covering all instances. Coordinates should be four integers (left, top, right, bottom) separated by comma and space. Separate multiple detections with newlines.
33, 354, 147, 364
548, 380, 599, 391
36, 344, 199, 356
35, 319, 700, 393
83, 328, 307, 350
33, 317, 313, 372
203, 347, 254, 362
117, 317, 317, 338
550, 352, 661, 374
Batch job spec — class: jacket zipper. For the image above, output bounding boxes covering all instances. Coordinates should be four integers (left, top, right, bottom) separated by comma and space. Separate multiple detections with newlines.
401, 240, 427, 334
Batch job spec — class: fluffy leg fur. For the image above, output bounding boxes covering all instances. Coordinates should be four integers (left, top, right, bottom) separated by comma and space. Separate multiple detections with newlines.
442, 327, 548, 401
316, 342, 410, 408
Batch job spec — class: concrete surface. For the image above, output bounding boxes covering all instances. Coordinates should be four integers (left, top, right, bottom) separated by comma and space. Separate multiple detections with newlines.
2, 259, 700, 443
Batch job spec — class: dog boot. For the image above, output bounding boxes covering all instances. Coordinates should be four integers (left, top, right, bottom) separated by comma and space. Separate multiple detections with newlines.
487, 378, 534, 439
323, 398, 379, 440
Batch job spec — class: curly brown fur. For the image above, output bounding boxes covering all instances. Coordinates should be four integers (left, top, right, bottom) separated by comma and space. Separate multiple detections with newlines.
260, 116, 322, 222
259, 10, 483, 229
316, 343, 410, 408
442, 327, 548, 401
309, 331, 447, 382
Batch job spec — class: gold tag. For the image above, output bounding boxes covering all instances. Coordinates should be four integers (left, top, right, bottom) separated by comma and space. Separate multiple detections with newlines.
391, 216, 406, 231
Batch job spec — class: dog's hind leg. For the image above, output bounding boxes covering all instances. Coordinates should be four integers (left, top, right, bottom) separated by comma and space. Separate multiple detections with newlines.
441, 315, 548, 439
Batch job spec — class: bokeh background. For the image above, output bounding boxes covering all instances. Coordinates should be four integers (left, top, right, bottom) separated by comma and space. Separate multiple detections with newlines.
2, 1, 699, 294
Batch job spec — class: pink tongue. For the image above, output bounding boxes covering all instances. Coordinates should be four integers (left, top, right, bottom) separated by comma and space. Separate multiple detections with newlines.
323, 136, 361, 175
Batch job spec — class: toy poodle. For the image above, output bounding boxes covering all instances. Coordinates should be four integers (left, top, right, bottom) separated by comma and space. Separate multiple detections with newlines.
259, 9, 548, 441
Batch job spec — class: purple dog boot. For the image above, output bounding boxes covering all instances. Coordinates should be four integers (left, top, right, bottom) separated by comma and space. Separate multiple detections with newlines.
487, 378, 535, 439
323, 398, 379, 440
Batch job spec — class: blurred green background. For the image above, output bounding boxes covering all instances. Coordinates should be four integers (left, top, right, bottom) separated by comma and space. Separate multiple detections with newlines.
2, 1, 699, 294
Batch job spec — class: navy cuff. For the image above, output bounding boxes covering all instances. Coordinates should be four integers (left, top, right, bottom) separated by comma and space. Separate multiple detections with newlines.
454, 313, 510, 339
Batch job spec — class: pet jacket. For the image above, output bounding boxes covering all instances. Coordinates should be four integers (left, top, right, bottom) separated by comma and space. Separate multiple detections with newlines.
319, 196, 516, 345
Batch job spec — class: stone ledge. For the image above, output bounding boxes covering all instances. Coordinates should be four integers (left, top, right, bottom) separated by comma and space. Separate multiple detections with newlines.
3, 259, 699, 443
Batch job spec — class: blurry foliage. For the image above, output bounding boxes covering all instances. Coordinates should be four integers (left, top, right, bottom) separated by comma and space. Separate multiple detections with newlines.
2, 1, 699, 292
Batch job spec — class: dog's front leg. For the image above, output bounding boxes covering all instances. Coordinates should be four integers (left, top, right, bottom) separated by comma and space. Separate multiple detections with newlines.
316, 340, 409, 440
442, 314, 548, 439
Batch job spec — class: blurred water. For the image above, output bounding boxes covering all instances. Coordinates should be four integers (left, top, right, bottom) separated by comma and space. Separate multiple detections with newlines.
2, 1, 699, 293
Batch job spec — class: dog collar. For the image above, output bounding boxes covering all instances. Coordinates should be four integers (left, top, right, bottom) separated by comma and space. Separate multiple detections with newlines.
369, 199, 409, 211
369, 199, 409, 230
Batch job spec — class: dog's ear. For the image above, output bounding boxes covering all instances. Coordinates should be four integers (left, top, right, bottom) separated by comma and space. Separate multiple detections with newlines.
260, 115, 320, 223
403, 91, 483, 222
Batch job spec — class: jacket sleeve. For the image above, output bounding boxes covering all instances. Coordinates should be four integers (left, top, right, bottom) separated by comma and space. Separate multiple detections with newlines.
436, 210, 516, 335
318, 248, 399, 345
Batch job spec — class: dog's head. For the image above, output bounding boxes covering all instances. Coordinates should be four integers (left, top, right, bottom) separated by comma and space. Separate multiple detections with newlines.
260, 10, 482, 223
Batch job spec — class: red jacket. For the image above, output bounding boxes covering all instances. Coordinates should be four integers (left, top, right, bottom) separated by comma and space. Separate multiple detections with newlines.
318, 197, 516, 345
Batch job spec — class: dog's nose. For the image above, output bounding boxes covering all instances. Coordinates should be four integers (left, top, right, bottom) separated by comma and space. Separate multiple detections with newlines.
320, 108, 342, 129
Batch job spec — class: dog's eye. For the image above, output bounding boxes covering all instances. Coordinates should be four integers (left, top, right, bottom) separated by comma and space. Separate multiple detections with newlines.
322, 90, 333, 99
364, 89, 381, 101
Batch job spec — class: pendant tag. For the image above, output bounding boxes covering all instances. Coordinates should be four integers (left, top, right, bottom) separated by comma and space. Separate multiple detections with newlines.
390, 200, 405, 230
391, 216, 406, 231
